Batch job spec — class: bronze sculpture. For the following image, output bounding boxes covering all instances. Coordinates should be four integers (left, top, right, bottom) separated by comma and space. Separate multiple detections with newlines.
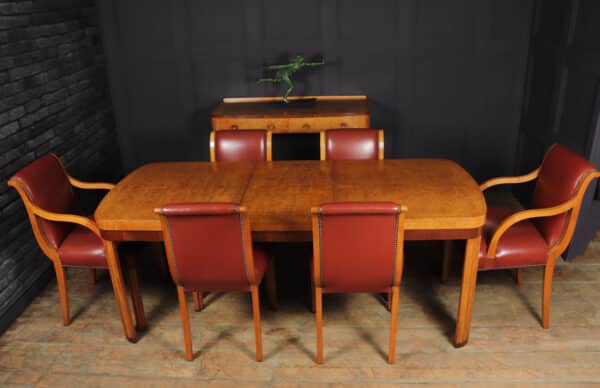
258, 55, 325, 103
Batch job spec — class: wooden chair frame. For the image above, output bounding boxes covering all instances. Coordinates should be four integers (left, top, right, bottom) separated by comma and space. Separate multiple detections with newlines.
319, 129, 384, 161
310, 205, 406, 364
209, 130, 273, 162
7, 156, 146, 339
441, 145, 600, 328
155, 205, 266, 362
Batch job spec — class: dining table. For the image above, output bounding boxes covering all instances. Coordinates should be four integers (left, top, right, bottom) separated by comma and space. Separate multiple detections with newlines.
95, 159, 486, 347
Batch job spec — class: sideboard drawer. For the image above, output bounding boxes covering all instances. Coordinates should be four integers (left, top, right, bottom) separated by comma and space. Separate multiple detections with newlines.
288, 115, 370, 132
212, 118, 289, 132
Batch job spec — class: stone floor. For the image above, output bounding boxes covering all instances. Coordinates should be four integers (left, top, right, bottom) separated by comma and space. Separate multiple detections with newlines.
3, 192, 600, 387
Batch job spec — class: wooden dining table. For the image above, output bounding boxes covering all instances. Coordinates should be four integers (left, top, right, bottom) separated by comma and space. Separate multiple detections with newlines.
95, 159, 486, 347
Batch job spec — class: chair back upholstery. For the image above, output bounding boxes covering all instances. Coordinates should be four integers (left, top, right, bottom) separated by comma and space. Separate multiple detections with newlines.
210, 130, 271, 162
532, 144, 596, 247
312, 202, 405, 293
156, 203, 256, 291
321, 129, 383, 160
9, 154, 76, 250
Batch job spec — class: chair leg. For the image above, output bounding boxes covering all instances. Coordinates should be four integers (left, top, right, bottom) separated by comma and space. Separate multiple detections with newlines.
250, 285, 263, 362
265, 261, 278, 310
53, 262, 69, 326
515, 268, 522, 285
309, 277, 316, 313
124, 255, 146, 331
542, 262, 556, 329
193, 292, 203, 312
441, 240, 452, 283
388, 286, 400, 364
315, 287, 324, 364
176, 286, 193, 361
90, 269, 96, 286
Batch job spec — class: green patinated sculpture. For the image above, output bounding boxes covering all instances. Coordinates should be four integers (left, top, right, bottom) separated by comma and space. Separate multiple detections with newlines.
257, 55, 325, 103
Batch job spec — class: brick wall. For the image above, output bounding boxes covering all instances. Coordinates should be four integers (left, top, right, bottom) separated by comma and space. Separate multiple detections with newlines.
0, 0, 121, 333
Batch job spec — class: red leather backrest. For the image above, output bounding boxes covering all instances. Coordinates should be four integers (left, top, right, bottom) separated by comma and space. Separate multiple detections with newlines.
315, 202, 402, 291
532, 144, 595, 247
214, 130, 267, 162
325, 129, 380, 160
158, 203, 250, 290
10, 154, 76, 249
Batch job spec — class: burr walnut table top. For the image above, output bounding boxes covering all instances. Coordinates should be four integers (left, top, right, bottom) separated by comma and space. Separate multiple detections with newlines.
95, 160, 486, 241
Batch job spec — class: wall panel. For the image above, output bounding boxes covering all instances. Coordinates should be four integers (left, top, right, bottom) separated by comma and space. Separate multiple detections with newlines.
98, 0, 534, 180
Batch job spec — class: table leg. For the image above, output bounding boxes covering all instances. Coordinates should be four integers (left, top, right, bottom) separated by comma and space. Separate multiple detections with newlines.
454, 235, 481, 347
104, 240, 137, 342
124, 254, 147, 330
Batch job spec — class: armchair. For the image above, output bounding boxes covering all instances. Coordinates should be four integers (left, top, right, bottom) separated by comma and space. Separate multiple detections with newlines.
8, 154, 145, 340
442, 144, 600, 328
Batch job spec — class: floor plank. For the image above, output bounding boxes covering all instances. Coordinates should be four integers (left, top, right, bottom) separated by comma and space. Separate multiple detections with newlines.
2, 229, 600, 386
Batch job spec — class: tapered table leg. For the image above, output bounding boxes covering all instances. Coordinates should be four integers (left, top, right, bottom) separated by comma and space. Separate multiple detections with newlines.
124, 254, 146, 331
104, 240, 137, 342
454, 235, 481, 347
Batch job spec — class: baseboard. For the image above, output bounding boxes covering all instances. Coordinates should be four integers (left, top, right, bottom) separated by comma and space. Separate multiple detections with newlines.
0, 267, 53, 335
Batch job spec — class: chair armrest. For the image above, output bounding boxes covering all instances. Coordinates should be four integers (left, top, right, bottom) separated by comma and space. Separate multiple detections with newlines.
68, 176, 114, 191
479, 167, 540, 191
486, 196, 578, 257
28, 201, 102, 239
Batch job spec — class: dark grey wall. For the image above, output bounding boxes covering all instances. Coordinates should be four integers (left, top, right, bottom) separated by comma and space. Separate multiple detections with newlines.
516, 0, 600, 258
0, 0, 121, 333
97, 0, 534, 181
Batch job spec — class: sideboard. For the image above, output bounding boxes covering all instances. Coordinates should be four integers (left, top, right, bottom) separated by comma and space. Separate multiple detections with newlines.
211, 95, 370, 134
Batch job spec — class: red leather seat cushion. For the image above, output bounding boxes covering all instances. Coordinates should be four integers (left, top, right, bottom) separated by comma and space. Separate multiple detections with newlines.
478, 206, 548, 270
183, 245, 269, 292
58, 225, 107, 268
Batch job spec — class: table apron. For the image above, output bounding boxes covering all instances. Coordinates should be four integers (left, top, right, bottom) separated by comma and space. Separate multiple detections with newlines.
100, 228, 481, 243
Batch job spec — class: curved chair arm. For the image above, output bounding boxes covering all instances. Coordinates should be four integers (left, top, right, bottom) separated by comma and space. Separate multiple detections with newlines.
486, 196, 578, 257
68, 176, 115, 191
27, 201, 103, 238
480, 167, 540, 191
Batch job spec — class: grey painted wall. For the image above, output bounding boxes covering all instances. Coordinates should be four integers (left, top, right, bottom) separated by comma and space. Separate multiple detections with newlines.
97, 0, 534, 181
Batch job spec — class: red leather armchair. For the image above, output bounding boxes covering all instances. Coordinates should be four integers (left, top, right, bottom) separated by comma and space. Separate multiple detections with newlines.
311, 202, 407, 364
154, 203, 276, 361
210, 129, 272, 162
442, 144, 600, 328
8, 154, 145, 337
320, 129, 384, 160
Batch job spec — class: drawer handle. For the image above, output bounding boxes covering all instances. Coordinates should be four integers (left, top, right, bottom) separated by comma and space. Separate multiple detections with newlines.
340, 122, 348, 128
302, 123, 311, 129
230, 124, 239, 130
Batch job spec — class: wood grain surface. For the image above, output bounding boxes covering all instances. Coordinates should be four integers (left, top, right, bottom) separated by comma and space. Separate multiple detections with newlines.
96, 160, 485, 237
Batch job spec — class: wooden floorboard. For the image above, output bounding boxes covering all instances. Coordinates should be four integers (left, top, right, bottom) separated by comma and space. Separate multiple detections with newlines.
2, 229, 600, 386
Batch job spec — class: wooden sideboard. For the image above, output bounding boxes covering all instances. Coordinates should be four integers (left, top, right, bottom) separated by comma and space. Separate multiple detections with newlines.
211, 95, 370, 134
